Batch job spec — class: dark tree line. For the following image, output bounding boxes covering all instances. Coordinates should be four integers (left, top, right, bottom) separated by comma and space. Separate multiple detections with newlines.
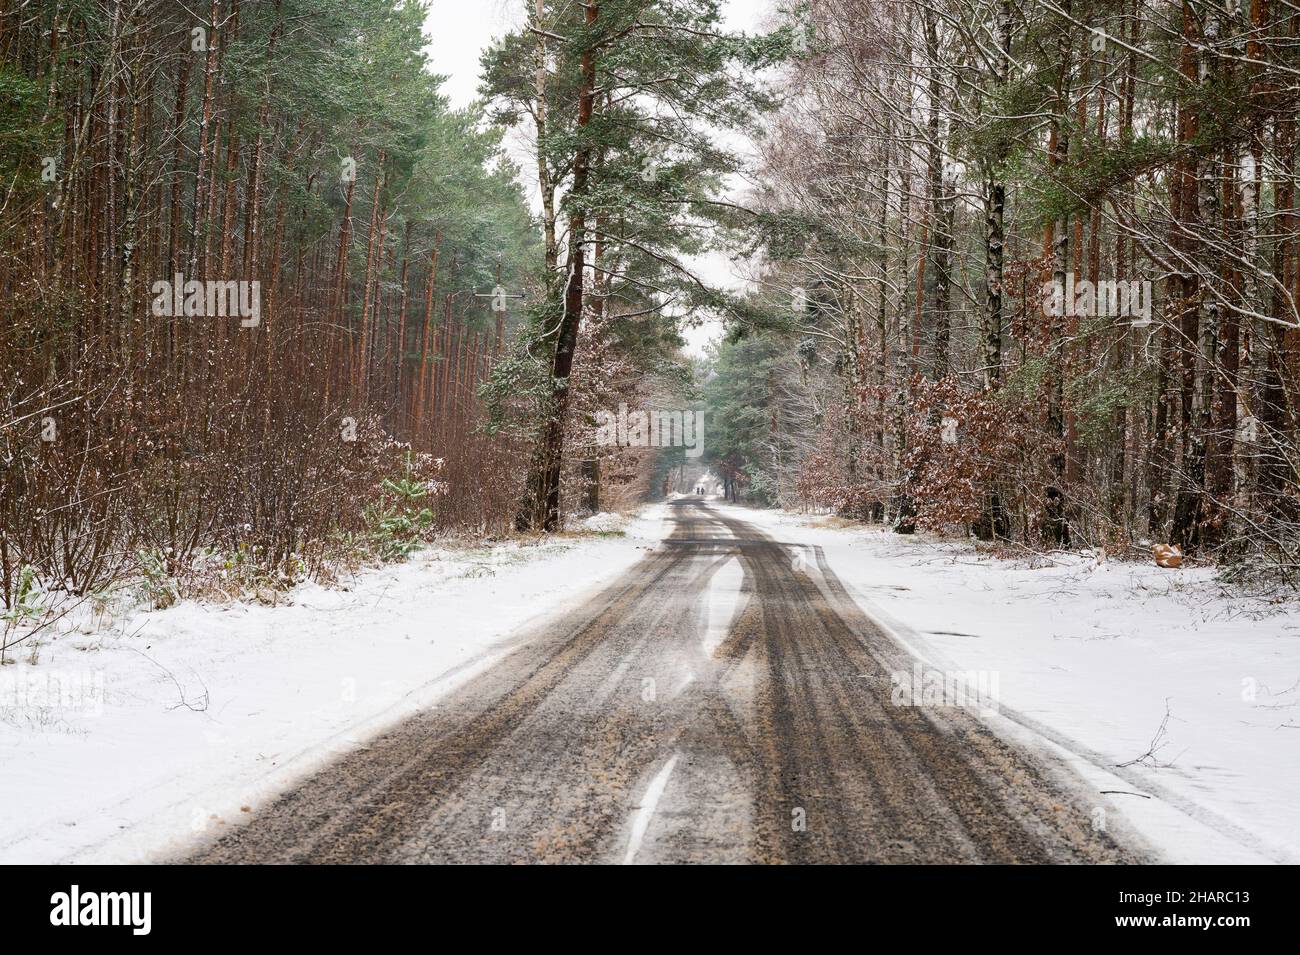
1, 0, 536, 617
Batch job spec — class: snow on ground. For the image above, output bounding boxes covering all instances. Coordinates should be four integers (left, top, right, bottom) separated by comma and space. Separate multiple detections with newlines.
4, 494, 1293, 865
0, 505, 672, 864
736, 503, 1300, 865
574, 511, 626, 533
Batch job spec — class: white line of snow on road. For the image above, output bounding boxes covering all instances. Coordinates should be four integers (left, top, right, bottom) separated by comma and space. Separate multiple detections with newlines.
701, 556, 745, 658
623, 753, 680, 865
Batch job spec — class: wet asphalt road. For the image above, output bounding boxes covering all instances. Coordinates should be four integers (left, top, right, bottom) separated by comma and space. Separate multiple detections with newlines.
185, 499, 1140, 864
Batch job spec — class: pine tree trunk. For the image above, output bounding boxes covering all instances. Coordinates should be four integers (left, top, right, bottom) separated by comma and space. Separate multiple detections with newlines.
519, 1, 598, 532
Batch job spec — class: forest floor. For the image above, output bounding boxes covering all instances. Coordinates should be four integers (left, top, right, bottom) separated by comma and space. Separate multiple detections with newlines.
0, 498, 1294, 864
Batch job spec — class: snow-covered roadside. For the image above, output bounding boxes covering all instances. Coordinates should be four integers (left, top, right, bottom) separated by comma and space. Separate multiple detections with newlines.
0, 506, 672, 864
737, 503, 1300, 864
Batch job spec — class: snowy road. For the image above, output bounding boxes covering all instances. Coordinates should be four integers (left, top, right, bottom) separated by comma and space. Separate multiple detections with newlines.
184, 500, 1147, 863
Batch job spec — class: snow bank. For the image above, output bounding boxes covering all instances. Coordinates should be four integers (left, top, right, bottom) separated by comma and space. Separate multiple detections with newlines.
738, 505, 1300, 864
0, 505, 671, 863
576, 511, 626, 533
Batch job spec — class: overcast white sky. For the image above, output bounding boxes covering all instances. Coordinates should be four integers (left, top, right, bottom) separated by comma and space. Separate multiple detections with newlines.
420, 0, 776, 355
422, 1, 772, 110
